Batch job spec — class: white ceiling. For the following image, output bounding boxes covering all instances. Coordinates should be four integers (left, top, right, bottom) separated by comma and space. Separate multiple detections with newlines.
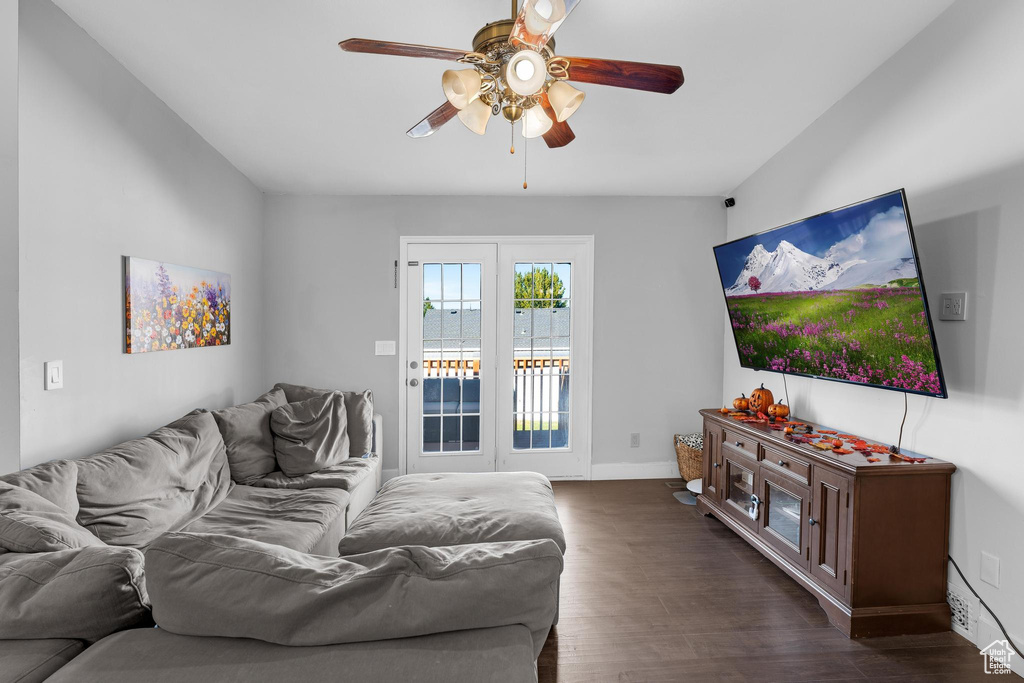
52, 0, 953, 196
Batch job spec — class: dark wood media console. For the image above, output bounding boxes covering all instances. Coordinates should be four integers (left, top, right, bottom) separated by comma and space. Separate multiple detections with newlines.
696, 409, 955, 638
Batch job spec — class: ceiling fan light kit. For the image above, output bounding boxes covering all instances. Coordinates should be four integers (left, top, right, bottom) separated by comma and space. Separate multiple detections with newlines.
546, 80, 585, 122
339, 0, 684, 187
442, 69, 483, 110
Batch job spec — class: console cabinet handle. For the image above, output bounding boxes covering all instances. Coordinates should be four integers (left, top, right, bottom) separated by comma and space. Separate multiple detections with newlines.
808, 518, 817, 526
734, 441, 744, 447
778, 459, 787, 466
712, 462, 721, 468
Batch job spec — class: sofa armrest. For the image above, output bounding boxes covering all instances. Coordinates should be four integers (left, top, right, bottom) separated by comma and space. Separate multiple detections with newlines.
145, 532, 562, 657
0, 546, 153, 642
371, 413, 383, 458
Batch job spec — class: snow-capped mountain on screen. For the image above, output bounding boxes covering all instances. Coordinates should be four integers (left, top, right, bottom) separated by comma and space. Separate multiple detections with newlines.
725, 240, 919, 295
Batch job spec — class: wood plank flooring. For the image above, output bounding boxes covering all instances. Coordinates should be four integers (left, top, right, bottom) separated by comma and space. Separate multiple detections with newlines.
538, 479, 993, 683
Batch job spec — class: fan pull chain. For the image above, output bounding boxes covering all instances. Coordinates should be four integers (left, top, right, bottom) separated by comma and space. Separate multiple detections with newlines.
510, 123, 515, 155
523, 132, 528, 190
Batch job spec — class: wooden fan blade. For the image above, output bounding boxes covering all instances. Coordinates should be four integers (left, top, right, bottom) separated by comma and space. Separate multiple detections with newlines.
563, 57, 684, 94
339, 38, 468, 62
509, 0, 582, 50
407, 101, 460, 138
539, 94, 575, 148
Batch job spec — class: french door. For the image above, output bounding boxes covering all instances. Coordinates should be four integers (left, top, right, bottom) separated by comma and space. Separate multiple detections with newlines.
405, 243, 498, 474
402, 238, 592, 480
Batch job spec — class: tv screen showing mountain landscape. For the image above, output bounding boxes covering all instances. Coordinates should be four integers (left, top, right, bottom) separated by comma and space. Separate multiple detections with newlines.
714, 190, 947, 397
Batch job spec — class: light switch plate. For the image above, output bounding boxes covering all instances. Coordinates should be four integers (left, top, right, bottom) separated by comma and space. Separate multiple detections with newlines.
939, 292, 967, 321
980, 551, 1000, 588
44, 360, 64, 390
375, 340, 397, 356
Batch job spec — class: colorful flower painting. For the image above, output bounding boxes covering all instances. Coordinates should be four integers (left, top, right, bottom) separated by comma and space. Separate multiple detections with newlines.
124, 257, 231, 354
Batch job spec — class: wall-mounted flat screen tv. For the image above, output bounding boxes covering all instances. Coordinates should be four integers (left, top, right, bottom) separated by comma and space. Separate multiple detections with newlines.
714, 189, 948, 398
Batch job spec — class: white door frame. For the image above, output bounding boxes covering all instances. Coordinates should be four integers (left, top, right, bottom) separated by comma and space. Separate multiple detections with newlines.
398, 235, 595, 480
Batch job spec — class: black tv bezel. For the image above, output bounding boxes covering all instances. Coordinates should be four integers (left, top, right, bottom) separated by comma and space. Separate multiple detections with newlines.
713, 188, 949, 399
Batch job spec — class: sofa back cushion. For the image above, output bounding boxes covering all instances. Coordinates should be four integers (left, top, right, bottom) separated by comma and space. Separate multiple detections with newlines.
271, 392, 350, 477
0, 546, 152, 641
274, 383, 373, 458
0, 482, 104, 553
74, 411, 232, 547
0, 459, 80, 519
212, 388, 287, 483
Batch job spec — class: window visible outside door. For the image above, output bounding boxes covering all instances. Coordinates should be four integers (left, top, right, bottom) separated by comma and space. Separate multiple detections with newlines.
401, 237, 592, 480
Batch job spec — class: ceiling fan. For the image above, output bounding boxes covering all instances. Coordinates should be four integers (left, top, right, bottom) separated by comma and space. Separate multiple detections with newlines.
339, 0, 684, 186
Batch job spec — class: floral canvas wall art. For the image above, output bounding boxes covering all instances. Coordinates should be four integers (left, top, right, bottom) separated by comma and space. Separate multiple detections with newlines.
124, 257, 231, 354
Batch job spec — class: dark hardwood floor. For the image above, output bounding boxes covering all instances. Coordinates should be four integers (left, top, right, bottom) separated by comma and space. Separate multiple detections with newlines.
539, 479, 993, 682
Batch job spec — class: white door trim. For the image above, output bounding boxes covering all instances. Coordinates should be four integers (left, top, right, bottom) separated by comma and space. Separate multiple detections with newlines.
398, 235, 594, 480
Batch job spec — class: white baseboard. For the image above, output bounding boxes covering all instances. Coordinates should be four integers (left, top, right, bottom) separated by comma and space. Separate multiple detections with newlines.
976, 614, 1023, 677
381, 468, 400, 483
591, 461, 680, 481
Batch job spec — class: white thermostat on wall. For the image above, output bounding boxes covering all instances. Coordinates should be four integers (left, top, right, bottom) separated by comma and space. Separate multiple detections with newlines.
44, 360, 64, 390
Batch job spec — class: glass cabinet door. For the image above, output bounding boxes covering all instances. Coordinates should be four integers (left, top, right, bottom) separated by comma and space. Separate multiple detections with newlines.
722, 453, 760, 532
760, 469, 810, 569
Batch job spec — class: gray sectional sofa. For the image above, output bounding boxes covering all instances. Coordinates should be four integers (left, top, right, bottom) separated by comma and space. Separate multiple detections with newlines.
0, 383, 565, 683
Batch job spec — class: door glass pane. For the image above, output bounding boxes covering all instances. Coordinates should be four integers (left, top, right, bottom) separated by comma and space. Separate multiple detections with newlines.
513, 262, 571, 450
767, 482, 802, 548
422, 262, 482, 454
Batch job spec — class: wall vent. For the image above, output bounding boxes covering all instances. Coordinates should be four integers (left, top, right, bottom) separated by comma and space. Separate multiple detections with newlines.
947, 584, 978, 640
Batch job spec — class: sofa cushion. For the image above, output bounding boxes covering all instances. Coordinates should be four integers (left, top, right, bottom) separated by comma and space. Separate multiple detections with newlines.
274, 383, 374, 458
44, 626, 538, 683
212, 388, 287, 484
0, 639, 85, 683
0, 546, 152, 642
145, 532, 561, 656
0, 459, 80, 519
74, 411, 232, 548
270, 392, 349, 477
337, 472, 566, 556
251, 455, 378, 492
0, 482, 104, 553
180, 486, 349, 555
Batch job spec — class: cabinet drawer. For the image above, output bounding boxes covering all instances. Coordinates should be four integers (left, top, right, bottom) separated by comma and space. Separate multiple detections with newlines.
722, 428, 759, 458
762, 445, 811, 485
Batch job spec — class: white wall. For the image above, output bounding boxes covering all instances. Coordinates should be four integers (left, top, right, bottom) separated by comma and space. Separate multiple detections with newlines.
16, 0, 266, 469
0, 0, 19, 473
724, 0, 1024, 647
263, 195, 726, 477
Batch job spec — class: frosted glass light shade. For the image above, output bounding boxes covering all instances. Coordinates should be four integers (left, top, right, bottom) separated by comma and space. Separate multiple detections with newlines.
457, 98, 491, 135
521, 105, 553, 138
504, 50, 548, 97
524, 0, 567, 35
547, 81, 585, 122
442, 69, 482, 110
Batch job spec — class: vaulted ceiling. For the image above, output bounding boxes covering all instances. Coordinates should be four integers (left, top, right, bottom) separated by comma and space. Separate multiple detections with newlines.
52, 0, 954, 195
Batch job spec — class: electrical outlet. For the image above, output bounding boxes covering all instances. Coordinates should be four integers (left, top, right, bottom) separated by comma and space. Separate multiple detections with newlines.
939, 292, 967, 321
629, 433, 640, 448
980, 551, 1000, 588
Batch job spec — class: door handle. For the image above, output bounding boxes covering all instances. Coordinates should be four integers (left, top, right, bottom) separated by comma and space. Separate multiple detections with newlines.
409, 379, 419, 387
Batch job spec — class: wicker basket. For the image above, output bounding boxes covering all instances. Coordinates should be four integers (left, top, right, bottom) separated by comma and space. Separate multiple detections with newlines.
674, 433, 703, 481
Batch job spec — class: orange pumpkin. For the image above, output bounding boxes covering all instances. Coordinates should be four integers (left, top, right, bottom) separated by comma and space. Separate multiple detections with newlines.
784, 426, 795, 435
832, 438, 844, 448
719, 407, 730, 414
749, 384, 775, 414
732, 394, 750, 411
767, 400, 790, 421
